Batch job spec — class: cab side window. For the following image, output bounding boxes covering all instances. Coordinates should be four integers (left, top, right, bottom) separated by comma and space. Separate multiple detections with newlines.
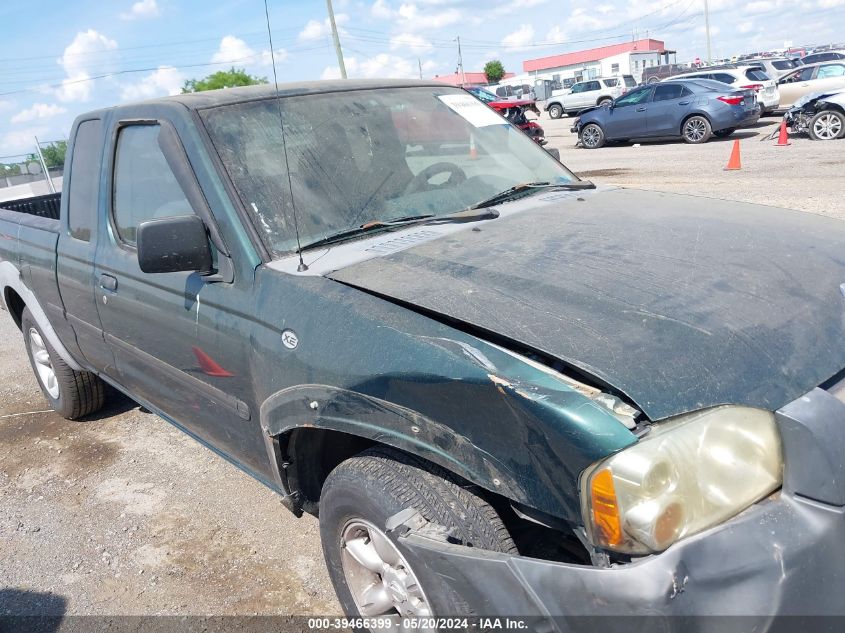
67, 119, 103, 242
652, 84, 685, 102
112, 125, 193, 246
818, 64, 845, 78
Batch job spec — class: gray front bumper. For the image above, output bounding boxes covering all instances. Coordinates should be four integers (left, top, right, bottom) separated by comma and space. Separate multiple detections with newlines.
397, 387, 845, 627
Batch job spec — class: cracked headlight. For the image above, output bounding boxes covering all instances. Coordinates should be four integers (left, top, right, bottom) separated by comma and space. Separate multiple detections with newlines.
581, 406, 782, 554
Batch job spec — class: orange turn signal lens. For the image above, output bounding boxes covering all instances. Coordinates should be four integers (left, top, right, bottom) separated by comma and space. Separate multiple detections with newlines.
590, 468, 623, 547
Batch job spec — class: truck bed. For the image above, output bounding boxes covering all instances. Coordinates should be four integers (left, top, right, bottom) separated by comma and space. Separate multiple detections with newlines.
0, 192, 61, 220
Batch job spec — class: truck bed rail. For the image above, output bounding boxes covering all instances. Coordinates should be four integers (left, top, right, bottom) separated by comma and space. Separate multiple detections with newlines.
0, 193, 61, 220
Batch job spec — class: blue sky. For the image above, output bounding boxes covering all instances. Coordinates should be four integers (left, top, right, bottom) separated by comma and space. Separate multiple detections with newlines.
1, 0, 844, 157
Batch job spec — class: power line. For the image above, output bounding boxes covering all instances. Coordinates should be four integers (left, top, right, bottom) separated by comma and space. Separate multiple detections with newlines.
0, 46, 331, 98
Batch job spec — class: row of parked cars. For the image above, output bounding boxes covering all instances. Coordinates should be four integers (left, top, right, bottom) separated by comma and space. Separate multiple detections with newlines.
542, 58, 845, 148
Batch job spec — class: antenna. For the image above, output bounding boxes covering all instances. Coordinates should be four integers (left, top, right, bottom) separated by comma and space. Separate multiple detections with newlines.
263, 0, 308, 272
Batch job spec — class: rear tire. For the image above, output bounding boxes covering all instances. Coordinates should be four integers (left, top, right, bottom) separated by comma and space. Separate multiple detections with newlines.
579, 123, 606, 149
598, 98, 613, 107
682, 115, 712, 144
808, 110, 845, 140
22, 308, 105, 420
320, 447, 516, 618
548, 104, 563, 119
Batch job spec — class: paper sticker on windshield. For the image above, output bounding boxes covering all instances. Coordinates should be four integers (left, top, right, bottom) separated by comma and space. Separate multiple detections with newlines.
438, 94, 505, 127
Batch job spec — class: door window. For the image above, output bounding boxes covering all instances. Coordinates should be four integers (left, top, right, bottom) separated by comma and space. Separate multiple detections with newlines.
111, 125, 194, 246
817, 64, 845, 78
585, 81, 601, 92
651, 84, 685, 102
67, 119, 103, 242
712, 73, 737, 84
614, 87, 652, 107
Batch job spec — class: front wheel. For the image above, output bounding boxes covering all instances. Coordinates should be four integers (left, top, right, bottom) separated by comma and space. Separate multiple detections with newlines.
21, 308, 105, 419
714, 128, 736, 138
579, 123, 605, 149
808, 110, 845, 140
682, 115, 712, 144
547, 104, 563, 119
320, 447, 516, 619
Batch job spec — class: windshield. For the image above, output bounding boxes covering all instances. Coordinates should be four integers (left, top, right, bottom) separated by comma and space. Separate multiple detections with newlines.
201, 86, 576, 256
623, 75, 637, 87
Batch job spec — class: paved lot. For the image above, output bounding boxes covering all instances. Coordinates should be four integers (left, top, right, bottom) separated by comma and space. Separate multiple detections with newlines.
0, 311, 339, 618
546, 114, 844, 218
1, 113, 843, 619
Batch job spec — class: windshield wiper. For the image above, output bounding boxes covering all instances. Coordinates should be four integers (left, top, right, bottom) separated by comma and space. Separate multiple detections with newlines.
296, 209, 499, 252
470, 180, 596, 210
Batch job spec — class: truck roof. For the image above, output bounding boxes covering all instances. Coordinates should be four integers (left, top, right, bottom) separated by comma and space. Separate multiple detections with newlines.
87, 79, 449, 117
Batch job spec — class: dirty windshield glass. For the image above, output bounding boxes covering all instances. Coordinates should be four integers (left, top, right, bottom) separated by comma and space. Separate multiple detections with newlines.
200, 87, 575, 255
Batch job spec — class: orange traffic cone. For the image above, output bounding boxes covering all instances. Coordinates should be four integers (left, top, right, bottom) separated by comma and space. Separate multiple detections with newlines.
469, 134, 478, 160
775, 119, 791, 146
724, 140, 741, 171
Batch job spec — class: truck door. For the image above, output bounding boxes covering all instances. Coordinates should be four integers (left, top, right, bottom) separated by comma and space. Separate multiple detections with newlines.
56, 118, 118, 374
92, 117, 268, 477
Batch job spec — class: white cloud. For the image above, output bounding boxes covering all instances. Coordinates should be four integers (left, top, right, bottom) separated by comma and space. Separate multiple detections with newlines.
544, 25, 567, 43
10, 103, 67, 124
737, 21, 755, 34
321, 53, 418, 80
818, 0, 844, 6
120, 66, 185, 101
120, 0, 160, 20
1, 126, 49, 156
390, 32, 433, 54
56, 29, 119, 103
371, 0, 393, 18
0, 100, 14, 113
396, 4, 462, 30
502, 24, 534, 50
210, 35, 286, 66
298, 14, 349, 41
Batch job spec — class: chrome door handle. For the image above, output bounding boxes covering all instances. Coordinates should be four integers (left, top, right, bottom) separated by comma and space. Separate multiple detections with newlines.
679, 101, 690, 105
99, 274, 118, 292
636, 107, 647, 112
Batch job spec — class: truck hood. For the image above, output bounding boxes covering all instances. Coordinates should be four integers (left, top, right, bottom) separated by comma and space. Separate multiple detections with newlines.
328, 188, 845, 420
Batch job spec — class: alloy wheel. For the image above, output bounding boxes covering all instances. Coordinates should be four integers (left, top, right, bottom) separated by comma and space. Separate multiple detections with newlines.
813, 113, 842, 140
684, 118, 707, 142
581, 124, 602, 148
340, 519, 432, 619
29, 328, 59, 399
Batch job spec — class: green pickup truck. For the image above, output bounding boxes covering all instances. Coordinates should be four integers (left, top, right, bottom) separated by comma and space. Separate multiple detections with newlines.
2, 79, 845, 628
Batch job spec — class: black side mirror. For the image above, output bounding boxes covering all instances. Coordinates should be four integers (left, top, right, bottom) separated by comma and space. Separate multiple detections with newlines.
136, 215, 213, 274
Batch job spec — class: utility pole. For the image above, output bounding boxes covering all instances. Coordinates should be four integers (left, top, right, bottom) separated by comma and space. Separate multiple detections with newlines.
326, 0, 347, 79
455, 36, 466, 86
704, 0, 712, 64
418, 58, 423, 79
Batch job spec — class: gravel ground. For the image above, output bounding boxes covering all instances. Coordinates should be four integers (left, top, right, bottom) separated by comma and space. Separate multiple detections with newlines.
0, 311, 340, 619
0, 113, 842, 622
545, 115, 845, 218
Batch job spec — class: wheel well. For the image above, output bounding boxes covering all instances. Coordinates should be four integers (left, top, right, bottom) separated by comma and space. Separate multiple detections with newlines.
680, 112, 710, 133
3, 287, 25, 330
278, 428, 591, 564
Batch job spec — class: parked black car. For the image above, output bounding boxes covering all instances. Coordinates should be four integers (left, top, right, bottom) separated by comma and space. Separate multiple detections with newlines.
641, 63, 691, 84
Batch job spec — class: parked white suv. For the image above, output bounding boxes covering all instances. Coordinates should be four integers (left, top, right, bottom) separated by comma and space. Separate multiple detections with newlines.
670, 65, 780, 112
545, 76, 636, 118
